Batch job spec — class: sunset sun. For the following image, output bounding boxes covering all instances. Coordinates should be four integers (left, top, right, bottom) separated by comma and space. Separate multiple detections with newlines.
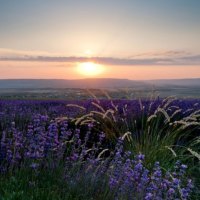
76, 62, 104, 77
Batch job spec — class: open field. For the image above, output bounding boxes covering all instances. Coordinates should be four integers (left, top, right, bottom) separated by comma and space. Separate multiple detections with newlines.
1, 78, 200, 99
0, 86, 200, 100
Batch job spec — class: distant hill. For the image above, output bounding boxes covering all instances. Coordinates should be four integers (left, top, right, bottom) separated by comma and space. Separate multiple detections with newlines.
0, 79, 147, 89
0, 78, 200, 89
145, 78, 200, 86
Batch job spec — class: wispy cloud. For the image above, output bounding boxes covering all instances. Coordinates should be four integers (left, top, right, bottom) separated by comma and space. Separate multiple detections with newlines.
127, 50, 191, 59
0, 48, 199, 66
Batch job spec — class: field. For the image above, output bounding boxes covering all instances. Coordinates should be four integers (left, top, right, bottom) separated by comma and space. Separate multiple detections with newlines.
0, 97, 200, 199
1, 86, 200, 100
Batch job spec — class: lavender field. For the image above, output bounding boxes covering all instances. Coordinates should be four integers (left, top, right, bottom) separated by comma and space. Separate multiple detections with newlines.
0, 98, 200, 199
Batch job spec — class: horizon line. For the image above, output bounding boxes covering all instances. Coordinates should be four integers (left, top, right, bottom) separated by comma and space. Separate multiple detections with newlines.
0, 77, 200, 81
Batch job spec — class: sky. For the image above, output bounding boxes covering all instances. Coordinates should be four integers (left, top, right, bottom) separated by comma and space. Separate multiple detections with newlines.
0, 0, 200, 80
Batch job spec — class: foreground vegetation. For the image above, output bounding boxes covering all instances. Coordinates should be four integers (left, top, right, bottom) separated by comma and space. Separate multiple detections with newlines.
0, 97, 199, 199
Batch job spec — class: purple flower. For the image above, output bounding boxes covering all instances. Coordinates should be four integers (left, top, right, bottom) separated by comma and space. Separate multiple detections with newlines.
30, 163, 39, 169
71, 153, 79, 161
168, 188, 175, 195
173, 178, 180, 187
109, 177, 118, 188
137, 153, 145, 161
145, 193, 153, 200
181, 164, 187, 170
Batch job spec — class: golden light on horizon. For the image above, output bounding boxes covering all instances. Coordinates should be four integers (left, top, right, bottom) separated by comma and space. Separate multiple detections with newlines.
76, 62, 104, 77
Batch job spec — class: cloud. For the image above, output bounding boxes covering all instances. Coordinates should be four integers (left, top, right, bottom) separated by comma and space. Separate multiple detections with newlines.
127, 50, 191, 59
0, 48, 200, 66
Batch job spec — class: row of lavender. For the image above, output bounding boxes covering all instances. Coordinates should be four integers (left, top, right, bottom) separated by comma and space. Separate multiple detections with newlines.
0, 98, 199, 128
0, 99, 200, 199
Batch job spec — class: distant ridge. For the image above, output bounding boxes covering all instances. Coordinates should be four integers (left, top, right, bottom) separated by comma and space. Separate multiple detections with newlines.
0, 78, 145, 89
146, 78, 200, 86
0, 78, 200, 89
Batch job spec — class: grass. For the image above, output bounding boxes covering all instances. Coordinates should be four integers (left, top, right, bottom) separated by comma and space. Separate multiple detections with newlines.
76, 97, 200, 166
0, 168, 67, 200
0, 166, 111, 200
72, 97, 200, 198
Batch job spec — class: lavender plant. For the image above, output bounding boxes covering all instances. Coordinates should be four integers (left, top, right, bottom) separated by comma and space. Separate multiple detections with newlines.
0, 99, 199, 199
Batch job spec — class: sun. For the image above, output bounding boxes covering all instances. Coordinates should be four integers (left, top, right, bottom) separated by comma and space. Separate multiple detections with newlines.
76, 62, 104, 77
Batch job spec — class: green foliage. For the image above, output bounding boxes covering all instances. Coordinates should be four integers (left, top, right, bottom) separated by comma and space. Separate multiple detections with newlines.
72, 97, 200, 199
0, 166, 111, 200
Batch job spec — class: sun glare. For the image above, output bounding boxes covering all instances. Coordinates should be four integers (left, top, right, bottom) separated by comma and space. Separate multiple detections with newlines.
76, 62, 104, 77
84, 49, 93, 56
